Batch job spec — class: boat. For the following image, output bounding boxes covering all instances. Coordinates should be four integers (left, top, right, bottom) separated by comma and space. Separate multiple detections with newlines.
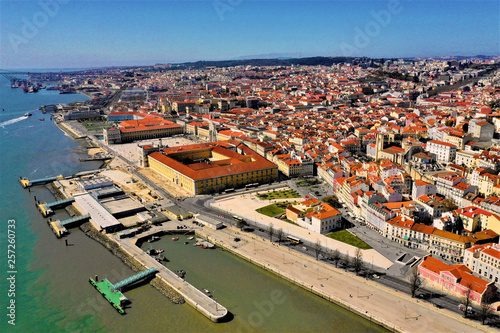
156, 249, 164, 253
200, 240, 215, 249
187, 236, 194, 240
148, 236, 160, 243
172, 237, 179, 241
174, 270, 186, 278
24, 112, 32, 117
202, 289, 212, 298
39, 118, 45, 121
155, 254, 167, 262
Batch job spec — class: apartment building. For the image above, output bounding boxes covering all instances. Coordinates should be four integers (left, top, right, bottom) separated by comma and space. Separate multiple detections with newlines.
426, 140, 457, 163
464, 243, 500, 286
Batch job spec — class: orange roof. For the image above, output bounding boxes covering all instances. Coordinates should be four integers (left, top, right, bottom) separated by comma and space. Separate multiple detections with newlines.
149, 142, 276, 181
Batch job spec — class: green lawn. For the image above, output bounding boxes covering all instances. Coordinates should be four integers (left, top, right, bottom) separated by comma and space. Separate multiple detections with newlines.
283, 218, 299, 226
80, 120, 112, 132
326, 230, 372, 250
256, 189, 300, 200
256, 204, 286, 217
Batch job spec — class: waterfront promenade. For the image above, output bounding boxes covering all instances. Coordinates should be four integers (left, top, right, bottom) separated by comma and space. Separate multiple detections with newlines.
197, 224, 491, 333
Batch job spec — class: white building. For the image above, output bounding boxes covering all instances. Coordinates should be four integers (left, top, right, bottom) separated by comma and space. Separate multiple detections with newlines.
412, 179, 436, 200
301, 203, 342, 234
426, 140, 457, 163
463, 243, 500, 286
456, 150, 479, 169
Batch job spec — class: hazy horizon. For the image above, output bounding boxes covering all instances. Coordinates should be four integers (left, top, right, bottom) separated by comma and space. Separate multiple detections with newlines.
1, 0, 498, 69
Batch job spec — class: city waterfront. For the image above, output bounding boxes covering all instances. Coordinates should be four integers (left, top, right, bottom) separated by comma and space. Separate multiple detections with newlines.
0, 75, 388, 332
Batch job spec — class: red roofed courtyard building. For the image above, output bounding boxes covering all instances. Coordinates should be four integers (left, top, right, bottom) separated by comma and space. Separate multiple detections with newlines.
147, 141, 277, 194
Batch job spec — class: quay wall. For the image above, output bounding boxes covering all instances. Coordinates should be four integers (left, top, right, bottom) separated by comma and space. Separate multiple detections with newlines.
130, 230, 228, 322
80, 222, 185, 304
56, 121, 81, 139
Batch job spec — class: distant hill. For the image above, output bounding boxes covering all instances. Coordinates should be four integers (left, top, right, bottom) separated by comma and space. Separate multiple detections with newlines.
167, 56, 356, 70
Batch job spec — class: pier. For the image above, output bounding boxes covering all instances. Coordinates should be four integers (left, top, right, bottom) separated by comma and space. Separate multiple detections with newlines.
61, 214, 90, 228
47, 220, 68, 238
115, 231, 228, 322
37, 198, 75, 217
89, 267, 159, 314
19, 175, 63, 188
47, 214, 91, 238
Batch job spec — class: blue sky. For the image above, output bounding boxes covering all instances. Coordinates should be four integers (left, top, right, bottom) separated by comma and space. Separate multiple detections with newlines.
0, 0, 498, 69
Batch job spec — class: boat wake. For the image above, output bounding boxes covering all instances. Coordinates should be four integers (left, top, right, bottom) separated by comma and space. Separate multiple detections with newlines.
0, 115, 28, 128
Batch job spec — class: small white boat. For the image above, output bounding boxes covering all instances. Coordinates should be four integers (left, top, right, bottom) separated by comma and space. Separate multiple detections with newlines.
148, 236, 160, 243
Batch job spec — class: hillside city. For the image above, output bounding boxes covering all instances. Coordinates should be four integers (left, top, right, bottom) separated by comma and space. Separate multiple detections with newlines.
20, 55, 500, 327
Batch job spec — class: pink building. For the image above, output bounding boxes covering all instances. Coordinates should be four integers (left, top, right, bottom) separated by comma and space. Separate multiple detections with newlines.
419, 255, 496, 304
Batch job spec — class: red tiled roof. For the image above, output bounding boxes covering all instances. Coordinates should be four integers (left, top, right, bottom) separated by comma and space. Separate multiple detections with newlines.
149, 142, 277, 181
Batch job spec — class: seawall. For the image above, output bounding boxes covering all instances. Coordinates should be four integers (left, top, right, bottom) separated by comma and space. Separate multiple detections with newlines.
80, 222, 185, 304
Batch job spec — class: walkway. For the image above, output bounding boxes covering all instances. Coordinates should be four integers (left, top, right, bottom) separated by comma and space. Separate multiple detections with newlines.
111, 232, 228, 322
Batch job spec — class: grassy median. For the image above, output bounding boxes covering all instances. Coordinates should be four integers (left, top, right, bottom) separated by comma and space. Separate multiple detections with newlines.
326, 230, 372, 250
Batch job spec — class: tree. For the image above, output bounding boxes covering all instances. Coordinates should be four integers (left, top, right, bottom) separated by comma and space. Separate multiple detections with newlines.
462, 283, 473, 319
331, 249, 341, 268
408, 266, 423, 298
352, 248, 364, 276
276, 228, 284, 245
479, 288, 495, 325
236, 218, 246, 230
268, 224, 275, 242
314, 239, 322, 260
445, 119, 455, 127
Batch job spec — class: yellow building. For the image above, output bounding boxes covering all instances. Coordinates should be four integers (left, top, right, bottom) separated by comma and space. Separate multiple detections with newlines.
105, 115, 183, 144
148, 141, 278, 194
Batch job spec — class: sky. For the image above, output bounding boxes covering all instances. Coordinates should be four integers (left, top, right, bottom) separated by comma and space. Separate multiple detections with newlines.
0, 0, 499, 69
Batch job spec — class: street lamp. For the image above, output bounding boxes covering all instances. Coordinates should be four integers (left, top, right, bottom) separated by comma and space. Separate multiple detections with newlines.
213, 288, 218, 311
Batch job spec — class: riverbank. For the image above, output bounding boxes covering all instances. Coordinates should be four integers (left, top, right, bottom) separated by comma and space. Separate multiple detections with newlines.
44, 172, 231, 321
195, 225, 491, 333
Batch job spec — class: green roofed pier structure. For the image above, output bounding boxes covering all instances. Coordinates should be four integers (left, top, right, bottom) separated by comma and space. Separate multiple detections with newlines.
89, 267, 158, 314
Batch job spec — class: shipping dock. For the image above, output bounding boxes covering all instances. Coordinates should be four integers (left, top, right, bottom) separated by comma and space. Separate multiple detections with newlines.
47, 214, 90, 238
19, 175, 63, 188
37, 197, 75, 217
89, 267, 159, 314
